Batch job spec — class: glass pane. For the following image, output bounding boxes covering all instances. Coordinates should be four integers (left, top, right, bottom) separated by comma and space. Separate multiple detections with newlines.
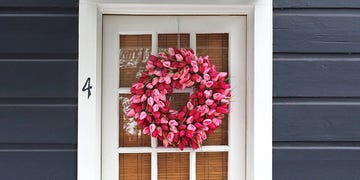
158, 93, 189, 146
119, 94, 151, 147
119, 34, 152, 87
158, 153, 189, 180
158, 33, 190, 51
168, 93, 190, 111
119, 153, 151, 180
204, 115, 228, 145
196, 152, 228, 180
196, 33, 229, 145
196, 33, 228, 72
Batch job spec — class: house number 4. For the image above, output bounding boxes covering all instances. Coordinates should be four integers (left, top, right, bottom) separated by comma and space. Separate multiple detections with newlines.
82, 77, 92, 99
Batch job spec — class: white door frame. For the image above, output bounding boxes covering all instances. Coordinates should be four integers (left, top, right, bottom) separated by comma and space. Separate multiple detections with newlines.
102, 15, 246, 180
78, 2, 272, 180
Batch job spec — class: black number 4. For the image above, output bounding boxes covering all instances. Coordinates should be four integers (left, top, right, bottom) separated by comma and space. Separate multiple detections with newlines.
82, 77, 92, 99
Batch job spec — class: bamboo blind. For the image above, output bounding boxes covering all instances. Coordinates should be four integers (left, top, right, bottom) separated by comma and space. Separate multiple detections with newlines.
197, 33, 229, 145
158, 33, 190, 50
119, 94, 151, 147
158, 153, 190, 180
119, 34, 152, 87
196, 152, 228, 180
119, 153, 151, 180
196, 33, 229, 72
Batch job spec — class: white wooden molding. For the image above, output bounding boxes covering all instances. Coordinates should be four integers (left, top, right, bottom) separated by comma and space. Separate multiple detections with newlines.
78, 1, 272, 180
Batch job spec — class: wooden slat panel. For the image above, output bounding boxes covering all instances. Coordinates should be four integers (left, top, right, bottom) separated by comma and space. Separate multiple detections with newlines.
274, 102, 360, 141
0, 105, 77, 144
158, 33, 190, 50
197, 33, 229, 145
274, 0, 360, 8
274, 60, 360, 97
274, 12, 360, 53
274, 147, 360, 180
0, 60, 77, 98
0, 0, 78, 8
205, 114, 228, 145
157, 93, 189, 146
119, 94, 151, 147
158, 153, 189, 180
0, 151, 76, 180
196, 152, 228, 180
168, 93, 189, 112
119, 34, 152, 87
119, 153, 151, 180
196, 33, 228, 72
0, 15, 77, 56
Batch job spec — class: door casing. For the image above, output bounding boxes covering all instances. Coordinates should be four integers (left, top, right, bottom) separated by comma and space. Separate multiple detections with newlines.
78, 2, 272, 180
102, 15, 246, 180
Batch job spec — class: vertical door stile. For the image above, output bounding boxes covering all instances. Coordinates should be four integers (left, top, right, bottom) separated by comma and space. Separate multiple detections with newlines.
151, 32, 158, 180
227, 17, 247, 180
151, 32, 159, 148
189, 151, 196, 180
189, 31, 197, 180
190, 33, 197, 54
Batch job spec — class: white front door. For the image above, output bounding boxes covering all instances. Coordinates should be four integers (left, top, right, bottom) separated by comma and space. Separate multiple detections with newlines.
102, 15, 246, 180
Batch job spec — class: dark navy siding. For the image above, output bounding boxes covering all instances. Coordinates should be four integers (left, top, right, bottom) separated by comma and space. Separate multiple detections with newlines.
0, 1, 78, 180
0, 0, 77, 8
274, 1, 360, 179
0, 150, 77, 180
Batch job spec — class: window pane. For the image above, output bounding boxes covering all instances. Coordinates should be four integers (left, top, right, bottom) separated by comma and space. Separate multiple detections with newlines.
168, 93, 190, 111
119, 94, 151, 147
119, 34, 152, 87
158, 153, 189, 180
158, 33, 190, 51
196, 33, 229, 145
196, 152, 228, 180
119, 153, 151, 180
196, 33, 229, 72
158, 93, 189, 146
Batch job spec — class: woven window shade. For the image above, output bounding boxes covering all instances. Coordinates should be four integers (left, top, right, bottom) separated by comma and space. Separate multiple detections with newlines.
119, 94, 151, 147
158, 93, 189, 146
119, 34, 152, 87
158, 33, 190, 50
158, 153, 190, 180
197, 33, 229, 145
119, 153, 151, 180
196, 33, 229, 72
157, 34, 191, 147
196, 152, 228, 180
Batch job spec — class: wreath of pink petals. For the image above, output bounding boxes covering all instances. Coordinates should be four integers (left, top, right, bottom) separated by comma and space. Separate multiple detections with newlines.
127, 48, 231, 150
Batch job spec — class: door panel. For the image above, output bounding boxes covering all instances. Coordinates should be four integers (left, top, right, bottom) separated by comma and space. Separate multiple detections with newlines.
103, 15, 246, 180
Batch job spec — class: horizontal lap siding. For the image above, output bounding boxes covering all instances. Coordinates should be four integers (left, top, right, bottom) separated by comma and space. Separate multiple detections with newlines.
0, 15, 78, 56
0, 61, 77, 98
0, 0, 78, 8
274, 11, 360, 53
0, 105, 77, 144
274, 102, 360, 141
0, 1, 78, 180
274, 0, 360, 8
0, 151, 76, 180
274, 59, 360, 97
273, 1, 360, 179
274, 148, 360, 180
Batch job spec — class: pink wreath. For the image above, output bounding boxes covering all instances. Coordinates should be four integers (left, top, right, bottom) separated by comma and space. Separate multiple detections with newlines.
127, 48, 231, 150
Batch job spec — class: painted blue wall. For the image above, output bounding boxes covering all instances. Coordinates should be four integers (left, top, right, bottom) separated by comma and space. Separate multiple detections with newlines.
273, 0, 360, 179
0, 0, 78, 179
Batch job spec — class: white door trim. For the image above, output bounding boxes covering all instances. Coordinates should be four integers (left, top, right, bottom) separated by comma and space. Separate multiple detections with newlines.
78, 2, 272, 180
